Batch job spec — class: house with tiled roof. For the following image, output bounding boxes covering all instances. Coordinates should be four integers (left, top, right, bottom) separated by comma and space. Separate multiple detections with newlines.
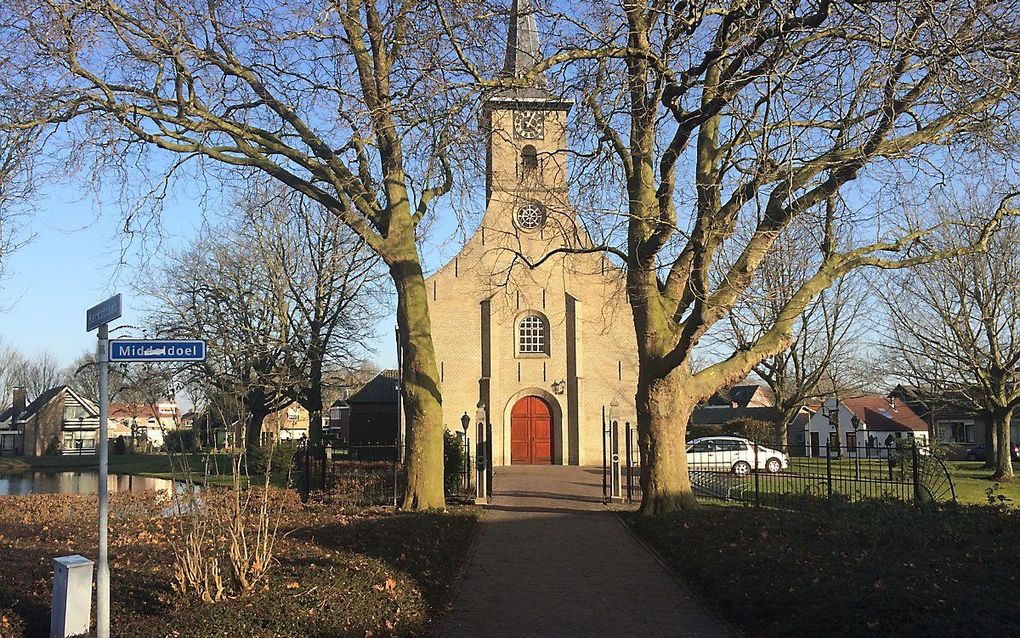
0, 386, 101, 456
804, 395, 930, 458
108, 399, 182, 449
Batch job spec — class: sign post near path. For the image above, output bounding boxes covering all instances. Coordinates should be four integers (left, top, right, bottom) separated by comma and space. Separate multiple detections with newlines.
85, 293, 122, 638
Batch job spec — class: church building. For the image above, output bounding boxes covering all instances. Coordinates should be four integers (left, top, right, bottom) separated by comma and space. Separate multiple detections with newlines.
427, 0, 638, 466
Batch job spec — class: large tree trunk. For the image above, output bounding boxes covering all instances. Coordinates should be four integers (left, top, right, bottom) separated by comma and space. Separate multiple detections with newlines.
391, 259, 446, 510
774, 404, 801, 449
636, 368, 698, 516
245, 408, 269, 450
992, 409, 1014, 482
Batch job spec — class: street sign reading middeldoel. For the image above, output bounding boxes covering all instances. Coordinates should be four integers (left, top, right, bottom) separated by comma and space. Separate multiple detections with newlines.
109, 339, 207, 362
86, 294, 123, 332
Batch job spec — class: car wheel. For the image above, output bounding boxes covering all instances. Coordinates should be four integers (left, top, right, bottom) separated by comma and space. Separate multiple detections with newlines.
732, 461, 752, 476
966, 453, 976, 461
765, 457, 782, 473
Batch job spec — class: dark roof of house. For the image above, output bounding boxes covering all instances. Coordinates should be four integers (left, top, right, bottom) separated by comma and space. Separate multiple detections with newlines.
889, 383, 990, 420
842, 396, 928, 432
0, 386, 87, 423
691, 406, 778, 425
704, 384, 772, 408
346, 370, 400, 405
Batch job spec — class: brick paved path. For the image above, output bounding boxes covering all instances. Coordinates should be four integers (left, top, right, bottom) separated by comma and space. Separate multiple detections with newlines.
439, 466, 735, 637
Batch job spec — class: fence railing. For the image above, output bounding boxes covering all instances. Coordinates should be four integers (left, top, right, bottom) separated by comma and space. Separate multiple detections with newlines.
615, 435, 956, 508
296, 437, 472, 506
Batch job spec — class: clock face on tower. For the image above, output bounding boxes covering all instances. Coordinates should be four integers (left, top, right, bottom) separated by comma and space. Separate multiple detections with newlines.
513, 110, 546, 140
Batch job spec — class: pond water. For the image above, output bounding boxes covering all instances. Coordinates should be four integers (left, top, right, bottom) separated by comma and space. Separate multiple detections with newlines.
0, 471, 179, 497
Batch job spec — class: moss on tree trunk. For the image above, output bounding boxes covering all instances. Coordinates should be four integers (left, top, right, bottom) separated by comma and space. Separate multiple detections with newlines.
391, 259, 446, 510
636, 368, 699, 515
992, 410, 1014, 482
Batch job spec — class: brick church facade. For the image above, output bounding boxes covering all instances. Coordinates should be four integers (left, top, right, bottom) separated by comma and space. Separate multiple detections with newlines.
427, 0, 638, 466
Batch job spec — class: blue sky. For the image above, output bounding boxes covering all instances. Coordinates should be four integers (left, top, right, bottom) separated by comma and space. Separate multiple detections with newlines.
0, 183, 403, 370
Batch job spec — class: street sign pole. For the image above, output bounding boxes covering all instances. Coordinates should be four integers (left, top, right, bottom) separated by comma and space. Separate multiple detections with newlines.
96, 324, 110, 638
86, 293, 120, 638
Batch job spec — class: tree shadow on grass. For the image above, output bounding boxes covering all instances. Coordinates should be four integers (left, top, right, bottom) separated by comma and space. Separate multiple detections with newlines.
285, 510, 478, 613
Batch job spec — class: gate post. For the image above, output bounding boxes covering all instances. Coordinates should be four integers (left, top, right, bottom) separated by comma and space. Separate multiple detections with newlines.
825, 444, 833, 500
464, 435, 471, 492
601, 405, 607, 502
625, 423, 633, 503
753, 442, 761, 507
486, 421, 493, 499
912, 442, 921, 503
610, 420, 621, 501
475, 421, 488, 504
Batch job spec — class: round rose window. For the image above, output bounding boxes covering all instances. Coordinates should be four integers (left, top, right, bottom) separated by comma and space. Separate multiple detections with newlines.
516, 203, 546, 230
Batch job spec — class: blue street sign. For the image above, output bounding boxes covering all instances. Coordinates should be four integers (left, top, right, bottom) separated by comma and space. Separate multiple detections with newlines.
86, 294, 122, 332
109, 339, 206, 362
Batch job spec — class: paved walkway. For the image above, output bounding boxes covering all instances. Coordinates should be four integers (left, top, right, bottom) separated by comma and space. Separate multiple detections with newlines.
440, 466, 735, 637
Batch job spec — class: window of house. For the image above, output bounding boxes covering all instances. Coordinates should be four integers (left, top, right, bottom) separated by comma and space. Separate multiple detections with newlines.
846, 432, 857, 450
1, 434, 13, 451
64, 404, 90, 421
947, 421, 975, 443
287, 408, 300, 421
518, 314, 548, 355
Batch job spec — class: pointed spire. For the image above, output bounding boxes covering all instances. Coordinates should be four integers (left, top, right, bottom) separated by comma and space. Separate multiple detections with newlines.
503, 0, 547, 88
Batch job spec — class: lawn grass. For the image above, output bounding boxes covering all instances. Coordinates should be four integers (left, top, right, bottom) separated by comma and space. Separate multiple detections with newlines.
0, 491, 479, 637
693, 457, 1018, 507
631, 500, 1020, 638
946, 461, 1020, 505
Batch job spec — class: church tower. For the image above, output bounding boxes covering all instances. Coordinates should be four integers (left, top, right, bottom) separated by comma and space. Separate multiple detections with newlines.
425, 0, 637, 467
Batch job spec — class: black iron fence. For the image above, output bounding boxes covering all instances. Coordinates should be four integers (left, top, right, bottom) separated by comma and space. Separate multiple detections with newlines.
613, 434, 957, 508
296, 436, 473, 506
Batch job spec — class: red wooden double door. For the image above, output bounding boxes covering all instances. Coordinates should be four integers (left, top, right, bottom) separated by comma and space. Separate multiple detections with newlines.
510, 396, 552, 465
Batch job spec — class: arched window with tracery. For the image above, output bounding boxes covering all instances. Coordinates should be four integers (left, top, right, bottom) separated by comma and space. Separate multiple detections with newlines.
518, 313, 549, 356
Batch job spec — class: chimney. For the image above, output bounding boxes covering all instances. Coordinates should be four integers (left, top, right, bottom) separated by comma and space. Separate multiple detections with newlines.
12, 387, 26, 418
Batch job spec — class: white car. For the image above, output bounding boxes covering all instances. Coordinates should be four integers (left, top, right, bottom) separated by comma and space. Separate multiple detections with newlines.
686, 436, 789, 475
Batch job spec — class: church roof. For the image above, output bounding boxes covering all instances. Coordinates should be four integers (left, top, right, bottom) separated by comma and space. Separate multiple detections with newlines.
491, 0, 568, 104
504, 0, 546, 87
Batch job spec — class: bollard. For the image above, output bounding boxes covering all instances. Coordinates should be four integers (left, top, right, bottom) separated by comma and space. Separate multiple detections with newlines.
51, 554, 94, 638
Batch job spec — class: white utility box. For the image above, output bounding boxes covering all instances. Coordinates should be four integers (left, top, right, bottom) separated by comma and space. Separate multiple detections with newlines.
51, 554, 94, 638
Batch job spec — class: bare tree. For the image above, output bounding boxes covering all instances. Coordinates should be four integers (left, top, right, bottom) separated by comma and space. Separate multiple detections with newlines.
445, 0, 1020, 513
0, 123, 39, 282
884, 208, 1020, 482
725, 227, 873, 445
146, 219, 297, 450
65, 349, 129, 405
1, 0, 482, 509
0, 348, 66, 401
243, 187, 383, 447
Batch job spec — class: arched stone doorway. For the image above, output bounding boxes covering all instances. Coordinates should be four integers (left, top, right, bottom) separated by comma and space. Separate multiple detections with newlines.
510, 396, 553, 465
